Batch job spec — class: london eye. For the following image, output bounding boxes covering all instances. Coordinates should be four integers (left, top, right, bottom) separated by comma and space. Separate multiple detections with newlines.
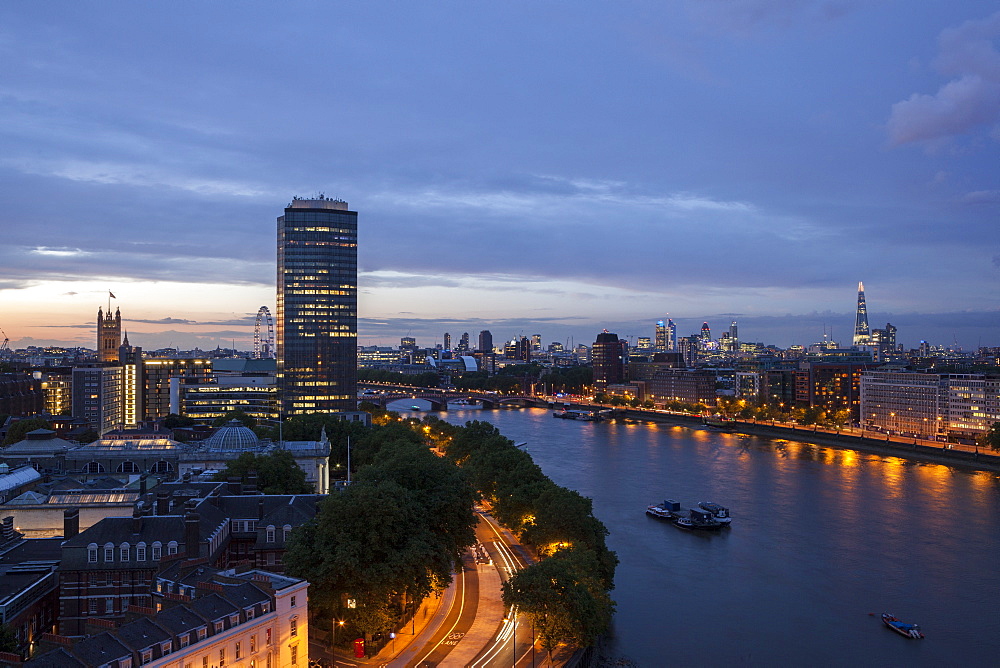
253, 306, 275, 359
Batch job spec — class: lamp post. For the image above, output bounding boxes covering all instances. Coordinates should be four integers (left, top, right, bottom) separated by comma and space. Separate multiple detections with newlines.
332, 619, 344, 667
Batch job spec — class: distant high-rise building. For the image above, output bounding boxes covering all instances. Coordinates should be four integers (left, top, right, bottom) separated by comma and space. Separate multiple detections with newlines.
443, 332, 452, 351
97, 306, 122, 363
655, 320, 666, 352
478, 330, 493, 353
729, 321, 738, 350
853, 281, 871, 346
277, 196, 358, 415
457, 332, 470, 353
400, 336, 417, 351
667, 319, 677, 351
700, 322, 712, 342
637, 336, 652, 350
531, 334, 542, 352
505, 336, 531, 362
592, 331, 625, 389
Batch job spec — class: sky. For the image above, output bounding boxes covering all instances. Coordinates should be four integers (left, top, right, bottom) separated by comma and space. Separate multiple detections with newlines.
2, 1, 999, 352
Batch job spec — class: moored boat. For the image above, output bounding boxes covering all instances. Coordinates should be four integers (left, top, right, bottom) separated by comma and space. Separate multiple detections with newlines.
646, 499, 681, 520
702, 414, 735, 429
881, 613, 924, 639
673, 507, 723, 530
698, 501, 732, 525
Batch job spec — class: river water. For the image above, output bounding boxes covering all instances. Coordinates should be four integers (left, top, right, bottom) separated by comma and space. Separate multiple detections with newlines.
388, 401, 1000, 667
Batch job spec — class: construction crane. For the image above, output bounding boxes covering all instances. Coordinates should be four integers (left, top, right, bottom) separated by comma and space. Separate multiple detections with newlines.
0, 327, 9, 352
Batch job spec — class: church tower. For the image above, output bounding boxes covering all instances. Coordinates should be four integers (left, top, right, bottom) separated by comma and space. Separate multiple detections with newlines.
97, 306, 122, 363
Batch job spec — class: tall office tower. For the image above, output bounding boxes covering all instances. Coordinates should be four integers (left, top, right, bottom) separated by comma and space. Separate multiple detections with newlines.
97, 306, 122, 363
667, 319, 677, 351
444, 332, 452, 351
505, 336, 531, 362
478, 330, 493, 353
592, 331, 625, 389
118, 333, 144, 428
400, 337, 417, 351
458, 332, 470, 352
637, 336, 652, 350
853, 281, 871, 346
655, 320, 666, 352
531, 334, 542, 352
700, 322, 711, 342
729, 321, 738, 351
277, 196, 358, 415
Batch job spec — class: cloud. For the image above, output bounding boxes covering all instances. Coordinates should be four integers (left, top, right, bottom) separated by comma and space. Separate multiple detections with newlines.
888, 12, 1000, 146
961, 189, 1000, 204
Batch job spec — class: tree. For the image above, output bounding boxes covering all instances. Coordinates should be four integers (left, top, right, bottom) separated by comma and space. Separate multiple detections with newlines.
213, 408, 256, 428
2, 417, 51, 445
502, 549, 615, 653
0, 623, 18, 653
977, 422, 1000, 452
285, 480, 450, 615
163, 414, 196, 429
212, 450, 311, 494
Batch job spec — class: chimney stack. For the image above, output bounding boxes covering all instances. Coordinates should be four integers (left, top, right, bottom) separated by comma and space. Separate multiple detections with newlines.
156, 491, 170, 516
132, 504, 142, 534
184, 512, 201, 560
63, 508, 80, 539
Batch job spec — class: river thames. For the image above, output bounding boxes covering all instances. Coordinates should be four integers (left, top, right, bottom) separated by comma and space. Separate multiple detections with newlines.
397, 402, 1000, 667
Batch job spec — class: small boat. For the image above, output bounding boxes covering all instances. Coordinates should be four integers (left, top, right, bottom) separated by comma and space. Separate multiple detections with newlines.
698, 502, 732, 525
881, 613, 924, 639
674, 507, 723, 530
702, 414, 735, 429
646, 499, 681, 520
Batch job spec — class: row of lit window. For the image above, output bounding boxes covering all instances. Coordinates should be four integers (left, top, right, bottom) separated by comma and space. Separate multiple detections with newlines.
87, 540, 175, 563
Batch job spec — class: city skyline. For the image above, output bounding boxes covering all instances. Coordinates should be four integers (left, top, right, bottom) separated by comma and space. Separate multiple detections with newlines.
2, 3, 999, 351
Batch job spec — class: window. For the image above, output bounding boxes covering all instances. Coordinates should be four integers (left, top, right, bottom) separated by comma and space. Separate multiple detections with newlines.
88, 544, 98, 563
141, 649, 152, 664
219, 648, 226, 666
214, 621, 224, 634
235, 642, 241, 660
250, 635, 256, 653
104, 543, 114, 562
202, 656, 208, 668
179, 634, 189, 648
230, 614, 239, 627
167, 541, 178, 556
105, 597, 114, 614
266, 526, 275, 543
290, 595, 296, 608
261, 602, 269, 614
197, 627, 207, 641
290, 644, 297, 666
161, 641, 171, 655
120, 543, 130, 561
290, 617, 297, 637
152, 542, 162, 560
136, 543, 146, 561
266, 628, 272, 645
246, 607, 254, 620
88, 599, 97, 614
283, 525, 291, 541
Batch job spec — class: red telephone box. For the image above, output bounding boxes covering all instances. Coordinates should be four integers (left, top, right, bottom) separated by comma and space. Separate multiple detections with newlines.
353, 638, 365, 658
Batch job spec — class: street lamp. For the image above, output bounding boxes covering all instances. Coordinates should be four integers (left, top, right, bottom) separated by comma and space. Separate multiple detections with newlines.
332, 619, 344, 667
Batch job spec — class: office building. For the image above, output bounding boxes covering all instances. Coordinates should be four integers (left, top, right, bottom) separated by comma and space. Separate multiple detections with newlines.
666, 319, 677, 351
478, 330, 493, 353
592, 331, 625, 389
654, 320, 666, 352
443, 332, 452, 351
276, 196, 358, 415
853, 281, 871, 346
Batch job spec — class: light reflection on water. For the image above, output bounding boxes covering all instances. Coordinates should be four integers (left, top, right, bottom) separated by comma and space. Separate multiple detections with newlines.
415, 405, 1000, 667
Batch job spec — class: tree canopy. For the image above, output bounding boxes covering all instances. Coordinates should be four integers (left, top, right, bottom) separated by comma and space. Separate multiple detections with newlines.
212, 449, 311, 494
2, 417, 51, 445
